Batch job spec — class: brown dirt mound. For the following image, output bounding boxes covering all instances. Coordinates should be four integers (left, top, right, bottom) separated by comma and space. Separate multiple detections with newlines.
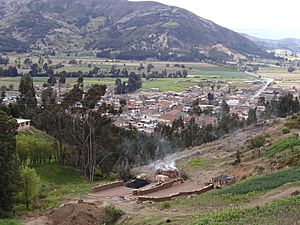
49, 202, 103, 225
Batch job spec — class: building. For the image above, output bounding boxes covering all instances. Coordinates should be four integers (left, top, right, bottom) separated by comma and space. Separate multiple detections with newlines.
16, 119, 31, 131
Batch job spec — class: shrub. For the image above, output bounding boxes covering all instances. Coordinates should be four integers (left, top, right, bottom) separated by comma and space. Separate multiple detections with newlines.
161, 202, 171, 209
282, 128, 290, 134
180, 171, 189, 181
100, 206, 124, 224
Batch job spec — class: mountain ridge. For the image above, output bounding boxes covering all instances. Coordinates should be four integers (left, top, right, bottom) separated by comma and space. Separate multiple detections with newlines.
0, 0, 271, 61
241, 33, 300, 53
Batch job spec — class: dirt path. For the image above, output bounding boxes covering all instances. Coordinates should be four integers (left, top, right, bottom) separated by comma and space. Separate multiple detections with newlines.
246, 186, 300, 208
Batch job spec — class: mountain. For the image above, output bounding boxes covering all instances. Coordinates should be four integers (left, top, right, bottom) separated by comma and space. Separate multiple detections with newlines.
0, 0, 270, 61
242, 33, 300, 53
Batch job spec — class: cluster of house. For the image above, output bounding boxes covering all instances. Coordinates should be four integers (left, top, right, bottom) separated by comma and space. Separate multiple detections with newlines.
4, 78, 297, 134
99, 80, 289, 133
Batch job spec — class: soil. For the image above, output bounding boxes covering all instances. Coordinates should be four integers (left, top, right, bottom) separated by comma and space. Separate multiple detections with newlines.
48, 202, 103, 225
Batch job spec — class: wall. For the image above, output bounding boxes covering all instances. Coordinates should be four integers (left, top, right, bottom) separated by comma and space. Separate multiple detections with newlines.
137, 184, 214, 202
133, 179, 183, 196
91, 181, 124, 193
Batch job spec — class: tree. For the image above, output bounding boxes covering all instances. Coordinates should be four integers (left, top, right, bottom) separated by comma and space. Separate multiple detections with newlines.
58, 73, 66, 85
84, 84, 107, 109
0, 86, 5, 103
246, 108, 257, 125
221, 100, 230, 115
119, 99, 127, 108
47, 75, 57, 86
0, 56, 9, 65
0, 111, 20, 217
249, 135, 266, 157
147, 64, 154, 73
288, 66, 296, 73
18, 74, 37, 117
20, 167, 40, 209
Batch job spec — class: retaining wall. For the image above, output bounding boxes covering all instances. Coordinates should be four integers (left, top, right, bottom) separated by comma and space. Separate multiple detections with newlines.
91, 181, 124, 193
133, 178, 183, 196
137, 184, 214, 202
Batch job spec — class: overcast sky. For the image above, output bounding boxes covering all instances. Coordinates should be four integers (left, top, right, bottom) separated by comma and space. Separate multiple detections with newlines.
130, 0, 300, 39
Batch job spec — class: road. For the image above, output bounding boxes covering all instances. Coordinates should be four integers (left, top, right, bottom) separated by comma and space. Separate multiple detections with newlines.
245, 71, 274, 105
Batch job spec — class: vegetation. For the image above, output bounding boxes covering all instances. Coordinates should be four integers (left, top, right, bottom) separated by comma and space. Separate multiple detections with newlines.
219, 167, 300, 195
0, 219, 20, 225
192, 196, 300, 225
16, 129, 56, 165
185, 157, 218, 169
100, 205, 124, 225
115, 72, 142, 94
264, 136, 300, 158
0, 111, 20, 218
23, 164, 112, 210
20, 167, 40, 209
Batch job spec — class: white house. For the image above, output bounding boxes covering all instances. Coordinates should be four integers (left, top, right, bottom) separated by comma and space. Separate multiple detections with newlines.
16, 119, 31, 131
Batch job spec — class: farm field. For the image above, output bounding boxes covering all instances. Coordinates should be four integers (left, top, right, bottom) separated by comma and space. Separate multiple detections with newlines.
258, 66, 300, 89
0, 56, 253, 92
0, 76, 249, 93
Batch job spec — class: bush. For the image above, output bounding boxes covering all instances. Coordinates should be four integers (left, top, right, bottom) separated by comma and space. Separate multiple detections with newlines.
282, 128, 290, 134
100, 206, 124, 224
161, 202, 171, 209
180, 170, 189, 181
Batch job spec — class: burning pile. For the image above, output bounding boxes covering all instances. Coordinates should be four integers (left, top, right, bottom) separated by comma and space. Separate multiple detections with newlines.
126, 173, 150, 189
154, 161, 179, 179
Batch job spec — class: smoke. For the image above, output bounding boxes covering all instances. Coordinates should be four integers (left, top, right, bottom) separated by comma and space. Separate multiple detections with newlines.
148, 159, 177, 172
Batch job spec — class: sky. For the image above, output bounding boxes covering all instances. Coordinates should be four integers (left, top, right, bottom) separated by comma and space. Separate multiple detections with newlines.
130, 0, 300, 39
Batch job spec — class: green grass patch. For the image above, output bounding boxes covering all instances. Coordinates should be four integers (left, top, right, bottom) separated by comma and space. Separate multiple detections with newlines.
192, 196, 300, 225
16, 164, 112, 211
154, 191, 254, 213
37, 164, 112, 209
219, 167, 300, 195
185, 157, 219, 169
264, 137, 300, 158
0, 220, 21, 225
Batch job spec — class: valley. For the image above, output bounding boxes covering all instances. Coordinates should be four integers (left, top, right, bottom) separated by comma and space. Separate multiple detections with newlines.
0, 0, 300, 225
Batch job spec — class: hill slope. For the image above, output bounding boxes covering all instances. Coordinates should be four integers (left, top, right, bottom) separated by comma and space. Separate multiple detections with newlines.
242, 33, 300, 53
0, 0, 269, 61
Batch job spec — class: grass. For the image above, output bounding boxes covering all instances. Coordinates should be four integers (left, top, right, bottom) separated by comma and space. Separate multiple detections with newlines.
37, 164, 112, 209
100, 206, 124, 225
219, 167, 300, 195
16, 164, 112, 211
153, 191, 254, 213
264, 136, 300, 158
0, 220, 20, 225
142, 78, 203, 92
192, 196, 300, 225
185, 157, 219, 169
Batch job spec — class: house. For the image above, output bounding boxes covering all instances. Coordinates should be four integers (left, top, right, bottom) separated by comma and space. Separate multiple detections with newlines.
16, 119, 31, 131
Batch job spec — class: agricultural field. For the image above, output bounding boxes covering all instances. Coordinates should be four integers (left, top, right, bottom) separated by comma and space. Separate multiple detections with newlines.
192, 196, 300, 225
1, 54, 253, 93
258, 66, 300, 89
